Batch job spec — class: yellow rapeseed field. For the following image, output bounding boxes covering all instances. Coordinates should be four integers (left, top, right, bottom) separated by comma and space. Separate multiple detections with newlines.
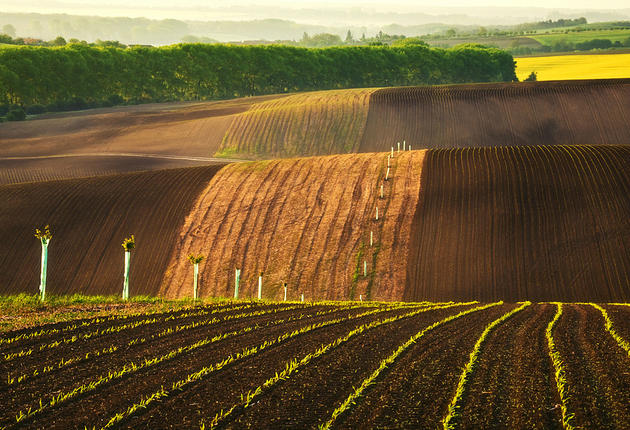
516, 53, 630, 81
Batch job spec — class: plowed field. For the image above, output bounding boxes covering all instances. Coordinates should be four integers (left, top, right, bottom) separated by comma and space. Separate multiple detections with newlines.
218, 89, 374, 159
160, 151, 425, 301
2, 301, 629, 429
360, 79, 630, 151
0, 165, 225, 296
406, 145, 630, 302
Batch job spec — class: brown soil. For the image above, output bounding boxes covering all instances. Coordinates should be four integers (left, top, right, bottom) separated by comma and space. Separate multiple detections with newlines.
456, 304, 562, 429
13, 305, 387, 429
325, 304, 515, 428
405, 145, 630, 302
160, 152, 425, 301
553, 304, 630, 429
0, 165, 226, 296
0, 95, 283, 159
118, 305, 427, 429
0, 155, 214, 185
360, 79, 630, 152
0, 304, 333, 425
223, 305, 509, 429
602, 304, 630, 343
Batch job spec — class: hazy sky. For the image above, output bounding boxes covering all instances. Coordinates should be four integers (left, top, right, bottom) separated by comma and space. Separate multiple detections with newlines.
1, 0, 629, 21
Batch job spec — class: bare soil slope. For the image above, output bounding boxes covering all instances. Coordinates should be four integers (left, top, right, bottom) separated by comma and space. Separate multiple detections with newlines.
0, 96, 283, 158
0, 165, 225, 296
360, 79, 630, 152
160, 151, 425, 301
405, 145, 630, 302
0, 155, 214, 185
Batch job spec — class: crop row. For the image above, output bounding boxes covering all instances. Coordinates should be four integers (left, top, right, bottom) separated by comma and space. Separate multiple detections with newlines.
99, 302, 466, 429
8, 303, 407, 427
5, 303, 327, 386
2, 302, 277, 361
0, 301, 260, 351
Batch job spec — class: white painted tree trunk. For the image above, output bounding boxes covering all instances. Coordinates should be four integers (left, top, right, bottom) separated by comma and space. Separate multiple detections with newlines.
364, 260, 367, 276
409, 145, 412, 151
391, 147, 394, 157
380, 184, 384, 198
300, 293, 304, 302
403, 140, 406, 151
39, 239, 50, 301
258, 275, 262, 300
397, 141, 400, 152
284, 285, 287, 301
360, 294, 363, 302
370, 231, 373, 246
385, 167, 390, 180
375, 206, 379, 221
193, 263, 199, 300
123, 250, 131, 300
234, 269, 240, 299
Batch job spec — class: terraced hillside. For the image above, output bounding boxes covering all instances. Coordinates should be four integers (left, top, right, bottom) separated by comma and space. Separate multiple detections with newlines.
360, 79, 630, 152
406, 145, 630, 302
0, 165, 225, 296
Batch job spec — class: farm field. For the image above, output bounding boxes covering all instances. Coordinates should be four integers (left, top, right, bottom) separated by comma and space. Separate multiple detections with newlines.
407, 145, 630, 302
0, 155, 216, 185
160, 151, 425, 302
2, 80, 629, 169
3, 145, 630, 302
360, 79, 630, 151
516, 53, 630, 81
0, 165, 225, 296
0, 301, 629, 429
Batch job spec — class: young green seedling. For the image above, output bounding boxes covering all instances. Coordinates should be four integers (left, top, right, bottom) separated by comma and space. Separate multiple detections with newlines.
121, 235, 135, 300
187, 254, 205, 300
34, 225, 52, 301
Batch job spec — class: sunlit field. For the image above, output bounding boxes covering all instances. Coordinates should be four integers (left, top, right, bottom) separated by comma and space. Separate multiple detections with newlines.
516, 53, 630, 81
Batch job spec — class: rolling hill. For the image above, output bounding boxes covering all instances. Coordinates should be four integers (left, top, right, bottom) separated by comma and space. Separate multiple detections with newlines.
2, 146, 628, 302
2, 79, 628, 181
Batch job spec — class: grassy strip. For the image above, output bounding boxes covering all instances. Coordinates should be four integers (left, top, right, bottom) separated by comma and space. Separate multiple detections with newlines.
318, 302, 501, 430
6, 303, 327, 386
442, 302, 530, 429
97, 303, 419, 429
205, 302, 476, 429
546, 303, 576, 430
11, 303, 392, 426
589, 303, 630, 357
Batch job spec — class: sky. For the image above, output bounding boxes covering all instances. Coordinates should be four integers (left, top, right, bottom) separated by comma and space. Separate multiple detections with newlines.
1, 0, 629, 22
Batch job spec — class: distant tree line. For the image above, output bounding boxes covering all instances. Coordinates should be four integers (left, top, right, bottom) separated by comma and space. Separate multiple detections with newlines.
509, 37, 630, 55
0, 43, 516, 118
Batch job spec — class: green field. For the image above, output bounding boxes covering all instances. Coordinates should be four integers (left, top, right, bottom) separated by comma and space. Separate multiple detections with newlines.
516, 52, 630, 81
532, 29, 630, 45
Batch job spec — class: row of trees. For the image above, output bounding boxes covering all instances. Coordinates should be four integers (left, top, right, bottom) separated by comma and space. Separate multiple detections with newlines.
0, 43, 517, 107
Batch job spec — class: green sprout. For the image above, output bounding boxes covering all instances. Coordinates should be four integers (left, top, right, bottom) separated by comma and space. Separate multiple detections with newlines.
187, 254, 205, 265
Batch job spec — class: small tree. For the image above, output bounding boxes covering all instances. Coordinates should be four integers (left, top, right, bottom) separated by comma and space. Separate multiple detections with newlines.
34, 225, 52, 301
524, 71, 537, 82
121, 235, 135, 300
187, 254, 205, 300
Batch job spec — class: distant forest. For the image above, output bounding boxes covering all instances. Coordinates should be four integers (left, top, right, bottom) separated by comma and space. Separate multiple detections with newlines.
0, 44, 516, 112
